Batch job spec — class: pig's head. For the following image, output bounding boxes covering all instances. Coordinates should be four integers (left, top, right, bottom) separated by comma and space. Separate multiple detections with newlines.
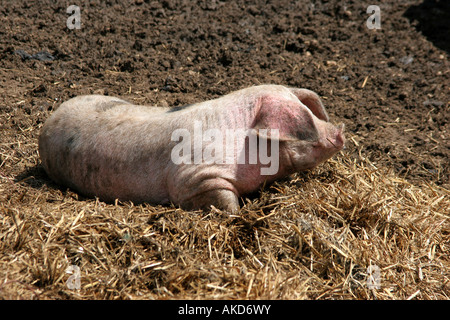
255, 88, 345, 173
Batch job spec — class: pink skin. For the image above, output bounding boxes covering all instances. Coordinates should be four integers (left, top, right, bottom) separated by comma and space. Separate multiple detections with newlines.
39, 85, 345, 212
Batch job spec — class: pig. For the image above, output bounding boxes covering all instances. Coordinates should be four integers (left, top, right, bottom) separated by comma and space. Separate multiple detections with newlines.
39, 84, 345, 212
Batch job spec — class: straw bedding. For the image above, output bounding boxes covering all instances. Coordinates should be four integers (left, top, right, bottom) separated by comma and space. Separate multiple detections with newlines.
1, 144, 448, 299
0, 0, 448, 300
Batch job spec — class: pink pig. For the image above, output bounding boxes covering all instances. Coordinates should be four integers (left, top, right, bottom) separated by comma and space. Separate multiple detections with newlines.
39, 85, 345, 212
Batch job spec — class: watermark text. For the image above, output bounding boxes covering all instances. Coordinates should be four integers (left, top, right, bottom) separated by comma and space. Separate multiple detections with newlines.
170, 121, 279, 175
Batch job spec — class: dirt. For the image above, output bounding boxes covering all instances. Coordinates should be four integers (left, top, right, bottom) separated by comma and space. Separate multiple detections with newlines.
0, 0, 448, 300
1, 0, 448, 187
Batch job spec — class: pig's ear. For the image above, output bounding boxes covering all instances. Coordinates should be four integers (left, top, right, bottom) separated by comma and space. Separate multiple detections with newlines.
254, 99, 319, 142
288, 88, 329, 122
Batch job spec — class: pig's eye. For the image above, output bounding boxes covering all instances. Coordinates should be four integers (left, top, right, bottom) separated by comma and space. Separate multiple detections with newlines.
296, 127, 319, 141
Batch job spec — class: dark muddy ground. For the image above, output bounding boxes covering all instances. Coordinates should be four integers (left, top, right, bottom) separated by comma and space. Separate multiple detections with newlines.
1, 0, 448, 187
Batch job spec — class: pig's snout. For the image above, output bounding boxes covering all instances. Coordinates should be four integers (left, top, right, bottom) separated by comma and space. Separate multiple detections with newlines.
308, 122, 345, 167
326, 123, 345, 151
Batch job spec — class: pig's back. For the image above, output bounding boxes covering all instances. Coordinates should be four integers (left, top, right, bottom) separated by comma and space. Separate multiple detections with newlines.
39, 95, 172, 204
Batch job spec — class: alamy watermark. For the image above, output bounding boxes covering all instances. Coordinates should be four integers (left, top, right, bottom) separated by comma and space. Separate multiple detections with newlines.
366, 265, 381, 289
66, 265, 81, 290
170, 121, 280, 175
66, 4, 382, 31
366, 5, 381, 30
67, 5, 81, 30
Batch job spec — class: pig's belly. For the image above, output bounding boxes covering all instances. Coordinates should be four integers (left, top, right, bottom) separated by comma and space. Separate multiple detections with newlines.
60, 155, 171, 204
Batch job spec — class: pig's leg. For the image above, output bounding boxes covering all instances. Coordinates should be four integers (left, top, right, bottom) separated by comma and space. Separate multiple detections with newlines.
182, 189, 239, 213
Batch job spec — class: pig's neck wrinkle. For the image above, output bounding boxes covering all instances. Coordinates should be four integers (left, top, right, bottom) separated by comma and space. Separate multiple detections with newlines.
277, 146, 298, 176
